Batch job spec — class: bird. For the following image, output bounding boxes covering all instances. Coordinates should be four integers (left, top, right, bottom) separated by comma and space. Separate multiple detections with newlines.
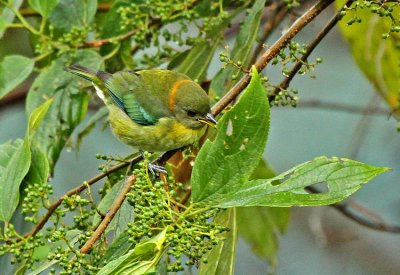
64, 65, 217, 155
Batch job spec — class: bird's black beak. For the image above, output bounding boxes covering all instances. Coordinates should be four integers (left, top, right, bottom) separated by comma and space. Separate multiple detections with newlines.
198, 113, 217, 128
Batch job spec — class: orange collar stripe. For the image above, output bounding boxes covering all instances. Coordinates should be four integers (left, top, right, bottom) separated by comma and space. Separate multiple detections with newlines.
169, 79, 191, 112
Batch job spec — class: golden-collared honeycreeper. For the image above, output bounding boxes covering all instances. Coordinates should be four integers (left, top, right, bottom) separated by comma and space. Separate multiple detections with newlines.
64, 64, 217, 152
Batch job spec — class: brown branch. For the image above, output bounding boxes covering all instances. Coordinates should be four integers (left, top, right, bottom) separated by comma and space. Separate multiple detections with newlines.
211, 0, 334, 116
249, 4, 289, 66
80, 175, 137, 253
306, 186, 400, 233
269, 0, 355, 101
19, 3, 112, 17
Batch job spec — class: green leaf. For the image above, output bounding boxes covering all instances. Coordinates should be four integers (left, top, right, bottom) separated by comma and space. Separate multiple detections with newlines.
214, 157, 389, 208
236, 159, 290, 268
49, 0, 97, 32
97, 228, 167, 275
28, 0, 58, 18
102, 230, 133, 263
199, 209, 237, 275
26, 49, 103, 171
210, 0, 266, 98
237, 207, 290, 269
0, 138, 31, 221
192, 67, 270, 203
0, 55, 34, 100
0, 0, 23, 38
335, 1, 400, 109
28, 98, 53, 135
21, 146, 49, 192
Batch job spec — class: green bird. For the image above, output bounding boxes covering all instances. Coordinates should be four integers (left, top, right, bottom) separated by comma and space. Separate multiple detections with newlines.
64, 65, 216, 152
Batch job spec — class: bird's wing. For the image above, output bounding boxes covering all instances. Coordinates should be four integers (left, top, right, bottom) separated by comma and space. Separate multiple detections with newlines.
100, 71, 159, 126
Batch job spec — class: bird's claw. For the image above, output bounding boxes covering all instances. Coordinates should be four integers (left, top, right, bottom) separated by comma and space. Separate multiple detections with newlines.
148, 162, 168, 177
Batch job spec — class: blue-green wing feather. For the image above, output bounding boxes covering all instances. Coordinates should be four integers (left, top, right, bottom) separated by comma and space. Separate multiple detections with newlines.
102, 71, 158, 126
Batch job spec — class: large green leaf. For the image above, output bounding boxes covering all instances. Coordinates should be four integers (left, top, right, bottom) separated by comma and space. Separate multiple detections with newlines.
21, 146, 49, 189
0, 97, 52, 221
49, 0, 97, 32
191, 67, 270, 203
0, 55, 34, 100
26, 49, 103, 171
335, 1, 400, 109
213, 157, 389, 208
237, 207, 290, 269
198, 208, 237, 275
0, 0, 23, 38
236, 159, 290, 268
28, 0, 58, 18
210, 0, 266, 98
97, 228, 167, 275
0, 138, 31, 221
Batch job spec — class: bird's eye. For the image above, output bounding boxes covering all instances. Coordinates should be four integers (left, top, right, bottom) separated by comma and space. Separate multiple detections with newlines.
186, 110, 197, 117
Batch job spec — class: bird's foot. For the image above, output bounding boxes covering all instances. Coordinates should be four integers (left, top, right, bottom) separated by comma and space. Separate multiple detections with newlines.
140, 151, 168, 177
148, 162, 168, 176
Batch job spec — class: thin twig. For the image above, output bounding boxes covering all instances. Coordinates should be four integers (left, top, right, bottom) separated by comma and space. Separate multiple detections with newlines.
298, 99, 390, 116
80, 175, 137, 253
211, 0, 334, 116
306, 186, 400, 233
269, 0, 354, 101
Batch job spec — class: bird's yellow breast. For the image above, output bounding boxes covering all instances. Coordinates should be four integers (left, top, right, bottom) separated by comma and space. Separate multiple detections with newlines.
107, 105, 206, 152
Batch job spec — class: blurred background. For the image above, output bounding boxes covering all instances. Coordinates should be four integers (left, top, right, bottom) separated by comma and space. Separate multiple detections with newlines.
1, 4, 399, 275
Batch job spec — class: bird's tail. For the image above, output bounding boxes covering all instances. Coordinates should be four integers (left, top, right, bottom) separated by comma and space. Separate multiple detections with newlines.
64, 64, 99, 83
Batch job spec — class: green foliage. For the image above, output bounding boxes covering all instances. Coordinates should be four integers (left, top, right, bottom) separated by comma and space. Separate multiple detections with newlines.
26, 50, 102, 170
236, 159, 290, 268
336, 0, 400, 109
0, 0, 23, 38
97, 228, 167, 275
28, 0, 58, 18
211, 0, 266, 97
49, 0, 97, 32
0, 139, 30, 221
192, 67, 270, 203
0, 55, 34, 100
198, 209, 237, 275
0, 0, 395, 274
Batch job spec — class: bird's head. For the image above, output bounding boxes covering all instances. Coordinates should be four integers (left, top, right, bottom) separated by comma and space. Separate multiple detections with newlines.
170, 80, 217, 129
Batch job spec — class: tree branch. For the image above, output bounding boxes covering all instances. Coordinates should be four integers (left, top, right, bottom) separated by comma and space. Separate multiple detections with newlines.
249, 3, 289, 66
211, 0, 334, 116
307, 186, 400, 233
80, 175, 137, 253
269, 0, 354, 101
298, 99, 390, 116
